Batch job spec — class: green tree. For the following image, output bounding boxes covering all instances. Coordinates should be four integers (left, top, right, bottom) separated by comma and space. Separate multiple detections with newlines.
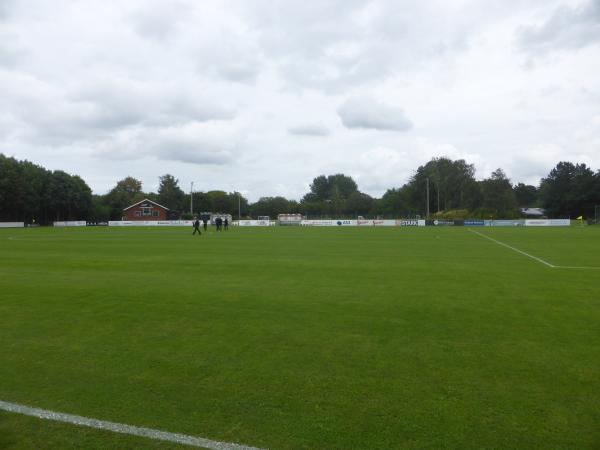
480, 169, 517, 217
404, 158, 478, 215
250, 196, 294, 218
513, 183, 539, 207
157, 174, 186, 213
308, 175, 330, 201
344, 192, 375, 216
539, 162, 599, 218
304, 174, 359, 202
105, 176, 144, 220
378, 187, 412, 217
89, 195, 111, 222
0, 154, 93, 223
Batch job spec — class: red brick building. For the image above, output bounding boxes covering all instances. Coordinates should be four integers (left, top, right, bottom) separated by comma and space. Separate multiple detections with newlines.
123, 199, 169, 221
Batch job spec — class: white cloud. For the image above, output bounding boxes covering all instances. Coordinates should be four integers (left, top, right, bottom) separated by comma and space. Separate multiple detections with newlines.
288, 125, 330, 136
337, 96, 413, 131
353, 146, 411, 194
518, 0, 600, 55
94, 121, 238, 166
129, 1, 190, 41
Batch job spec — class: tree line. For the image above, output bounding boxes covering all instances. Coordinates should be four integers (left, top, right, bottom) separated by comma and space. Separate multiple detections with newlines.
1, 153, 599, 224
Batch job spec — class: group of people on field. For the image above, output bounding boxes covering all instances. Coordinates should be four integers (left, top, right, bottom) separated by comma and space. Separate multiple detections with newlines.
192, 216, 228, 235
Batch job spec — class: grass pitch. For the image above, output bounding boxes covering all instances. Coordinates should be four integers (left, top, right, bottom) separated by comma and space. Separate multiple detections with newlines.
1, 226, 599, 449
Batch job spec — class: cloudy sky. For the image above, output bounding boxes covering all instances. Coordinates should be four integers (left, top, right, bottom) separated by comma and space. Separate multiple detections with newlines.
1, 0, 599, 200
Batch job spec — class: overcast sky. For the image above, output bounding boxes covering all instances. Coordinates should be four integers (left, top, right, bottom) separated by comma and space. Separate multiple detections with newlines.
1, 0, 599, 200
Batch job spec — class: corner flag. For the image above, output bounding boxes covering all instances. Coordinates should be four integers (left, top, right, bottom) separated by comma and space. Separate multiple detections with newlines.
576, 216, 583, 220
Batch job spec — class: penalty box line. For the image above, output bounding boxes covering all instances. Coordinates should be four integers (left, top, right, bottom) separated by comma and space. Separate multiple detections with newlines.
468, 229, 600, 270
0, 400, 265, 450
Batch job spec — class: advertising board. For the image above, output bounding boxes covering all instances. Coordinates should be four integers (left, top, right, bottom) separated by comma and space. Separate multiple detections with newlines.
490, 220, 525, 227
238, 220, 275, 226
396, 219, 420, 226
301, 220, 357, 226
425, 219, 455, 226
525, 219, 570, 227
109, 220, 193, 226
0, 222, 24, 228
357, 219, 397, 226
53, 221, 87, 227
464, 220, 485, 226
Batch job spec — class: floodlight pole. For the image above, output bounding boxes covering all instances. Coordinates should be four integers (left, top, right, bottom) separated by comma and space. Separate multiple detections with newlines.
238, 193, 241, 220
190, 182, 194, 216
426, 177, 430, 219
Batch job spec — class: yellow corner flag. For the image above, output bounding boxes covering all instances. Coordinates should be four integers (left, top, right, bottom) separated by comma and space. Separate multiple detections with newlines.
576, 216, 583, 220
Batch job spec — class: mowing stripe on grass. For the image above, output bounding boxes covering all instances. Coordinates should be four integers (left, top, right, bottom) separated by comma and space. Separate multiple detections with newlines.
468, 229, 555, 268
0, 400, 265, 450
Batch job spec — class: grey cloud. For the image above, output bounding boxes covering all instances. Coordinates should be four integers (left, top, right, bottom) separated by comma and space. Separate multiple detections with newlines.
154, 142, 233, 165
0, 43, 22, 68
216, 63, 259, 83
194, 32, 263, 84
238, 0, 379, 92
337, 97, 413, 131
0, 0, 15, 19
239, 1, 507, 93
518, 0, 600, 54
163, 98, 235, 123
94, 124, 236, 166
3, 76, 236, 146
288, 125, 330, 136
129, 1, 190, 40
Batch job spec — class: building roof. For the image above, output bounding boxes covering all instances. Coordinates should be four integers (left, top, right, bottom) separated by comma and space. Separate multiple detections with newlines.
123, 198, 170, 211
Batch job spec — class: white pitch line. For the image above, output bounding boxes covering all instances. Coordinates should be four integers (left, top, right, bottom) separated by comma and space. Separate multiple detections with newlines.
468, 229, 555, 268
469, 230, 600, 270
0, 400, 265, 450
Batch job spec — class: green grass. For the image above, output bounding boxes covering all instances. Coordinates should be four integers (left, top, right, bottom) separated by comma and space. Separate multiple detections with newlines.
0, 226, 599, 449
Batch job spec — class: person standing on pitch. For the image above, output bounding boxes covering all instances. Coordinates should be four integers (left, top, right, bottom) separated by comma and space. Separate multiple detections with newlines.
224, 218, 229, 231
202, 217, 208, 231
193, 217, 201, 235
216, 217, 223, 231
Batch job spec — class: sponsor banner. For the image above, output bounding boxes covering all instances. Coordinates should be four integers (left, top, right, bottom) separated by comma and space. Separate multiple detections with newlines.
525, 219, 570, 227
301, 219, 357, 226
464, 220, 485, 226
396, 219, 420, 227
426, 219, 455, 226
53, 221, 87, 227
278, 215, 303, 226
490, 220, 525, 227
0, 222, 24, 228
109, 220, 194, 226
357, 219, 397, 226
238, 220, 275, 226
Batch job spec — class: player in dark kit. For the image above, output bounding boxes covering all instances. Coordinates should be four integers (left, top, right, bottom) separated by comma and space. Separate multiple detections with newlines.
224, 218, 229, 230
215, 217, 223, 231
202, 218, 208, 231
193, 218, 201, 235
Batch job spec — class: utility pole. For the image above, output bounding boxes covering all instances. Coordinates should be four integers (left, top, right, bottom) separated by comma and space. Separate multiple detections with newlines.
426, 177, 430, 218
238, 193, 241, 220
190, 182, 194, 216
